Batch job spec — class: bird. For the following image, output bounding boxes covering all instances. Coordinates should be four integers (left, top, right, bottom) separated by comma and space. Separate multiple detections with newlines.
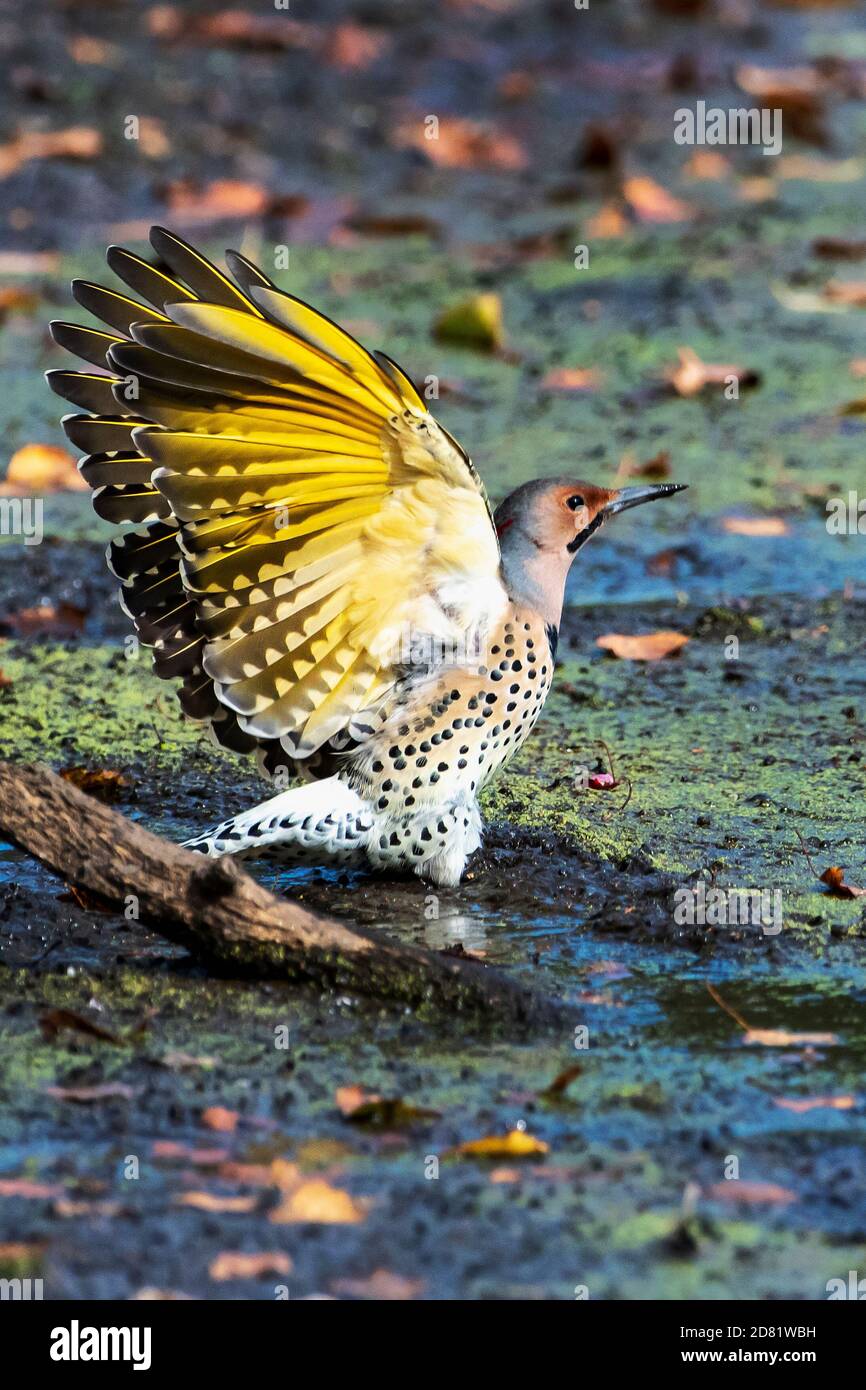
48, 226, 686, 887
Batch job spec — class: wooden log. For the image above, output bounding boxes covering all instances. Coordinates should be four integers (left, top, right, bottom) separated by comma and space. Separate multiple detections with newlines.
0, 761, 563, 1027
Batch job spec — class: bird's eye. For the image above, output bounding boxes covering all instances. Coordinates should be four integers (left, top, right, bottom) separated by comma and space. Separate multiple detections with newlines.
566, 494, 585, 511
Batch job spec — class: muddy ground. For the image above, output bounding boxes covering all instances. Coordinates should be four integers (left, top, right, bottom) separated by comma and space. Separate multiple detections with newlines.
1, 0, 866, 1299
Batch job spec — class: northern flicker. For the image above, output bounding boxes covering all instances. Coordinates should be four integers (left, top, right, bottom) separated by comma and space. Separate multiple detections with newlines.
48, 228, 686, 886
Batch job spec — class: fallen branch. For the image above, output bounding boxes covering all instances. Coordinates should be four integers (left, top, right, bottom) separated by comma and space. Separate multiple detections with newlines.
0, 761, 562, 1028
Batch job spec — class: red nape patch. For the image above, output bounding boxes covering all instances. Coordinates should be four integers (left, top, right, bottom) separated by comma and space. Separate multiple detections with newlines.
495, 517, 515, 538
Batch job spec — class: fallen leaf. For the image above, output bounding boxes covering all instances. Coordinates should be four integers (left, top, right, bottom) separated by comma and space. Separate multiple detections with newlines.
618, 449, 671, 481
721, 516, 790, 537
434, 293, 503, 351
160, 1051, 217, 1071
623, 175, 693, 224
0, 602, 88, 637
147, 6, 317, 51
346, 213, 441, 239
539, 1064, 582, 1099
323, 22, 389, 71
539, 367, 603, 392
774, 1095, 856, 1113
175, 1192, 257, 1214
0, 251, 59, 274
735, 64, 826, 142
59, 883, 113, 914
53, 1198, 123, 1218
0, 1242, 44, 1273
39, 1008, 120, 1044
684, 151, 731, 180
163, 179, 271, 225
153, 1141, 230, 1166
447, 1129, 549, 1160
667, 347, 759, 397
59, 767, 129, 803
813, 236, 866, 260
131, 1287, 193, 1300
331, 1269, 424, 1300
820, 865, 866, 898
393, 115, 527, 172
1, 443, 85, 494
335, 1086, 440, 1126
704, 1181, 797, 1205
269, 1178, 369, 1224
0, 1178, 61, 1199
585, 203, 629, 238
0, 671, 13, 690
0, 286, 40, 320
202, 1106, 238, 1133
596, 631, 689, 661
743, 1028, 837, 1047
0, 127, 102, 179
209, 1251, 292, 1281
46, 1083, 136, 1103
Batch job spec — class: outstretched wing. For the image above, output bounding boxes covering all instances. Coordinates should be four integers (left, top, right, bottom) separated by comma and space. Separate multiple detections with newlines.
48, 227, 505, 768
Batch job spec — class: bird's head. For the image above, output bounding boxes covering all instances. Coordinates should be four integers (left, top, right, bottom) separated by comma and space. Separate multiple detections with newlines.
494, 477, 687, 626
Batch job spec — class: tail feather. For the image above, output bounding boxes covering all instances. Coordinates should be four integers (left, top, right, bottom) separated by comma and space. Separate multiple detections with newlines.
182, 775, 373, 863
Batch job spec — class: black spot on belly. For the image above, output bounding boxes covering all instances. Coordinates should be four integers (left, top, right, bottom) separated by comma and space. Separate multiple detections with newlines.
545, 623, 559, 661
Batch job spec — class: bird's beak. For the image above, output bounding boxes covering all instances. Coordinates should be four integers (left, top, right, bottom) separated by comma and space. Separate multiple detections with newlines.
604, 482, 688, 516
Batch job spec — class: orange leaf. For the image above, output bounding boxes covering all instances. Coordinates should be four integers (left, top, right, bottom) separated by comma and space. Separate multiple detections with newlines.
705, 1181, 797, 1205
331, 1269, 424, 1300
46, 1083, 136, 1102
721, 516, 790, 537
175, 1192, 257, 1214
668, 347, 759, 397
393, 115, 527, 172
820, 865, 866, 898
201, 1106, 238, 1133
623, 175, 692, 224
596, 631, 689, 661
323, 22, 389, 71
539, 367, 603, 392
774, 1095, 856, 1113
742, 1028, 837, 1047
164, 179, 271, 225
209, 1251, 292, 1281
0, 127, 102, 179
585, 203, 628, 239
269, 1178, 369, 1225
2, 443, 85, 494
59, 767, 129, 803
0, 1178, 62, 1198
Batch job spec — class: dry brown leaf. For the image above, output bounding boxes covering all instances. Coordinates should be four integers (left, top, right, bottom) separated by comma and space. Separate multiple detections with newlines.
0, 287, 40, 319
331, 1268, 424, 1300
53, 1198, 122, 1219
335, 1085, 439, 1126
0, 1178, 62, 1199
393, 115, 527, 172
819, 865, 866, 898
0, 252, 59, 274
822, 280, 866, 309
705, 1181, 797, 1205
596, 631, 689, 661
721, 516, 790, 537
684, 151, 731, 180
0, 126, 102, 179
209, 1251, 292, 1281
59, 767, 129, 803
131, 1287, 193, 1300
447, 1129, 549, 1160
175, 1192, 257, 1214
46, 1083, 136, 1103
269, 1178, 369, 1225
813, 237, 866, 261
618, 449, 671, 481
323, 22, 389, 71
540, 1064, 582, 1099
742, 1028, 837, 1047
152, 1141, 230, 1166
159, 1051, 217, 1071
147, 6, 317, 51
39, 1008, 120, 1044
539, 367, 603, 392
0, 671, 14, 690
164, 179, 271, 225
1, 443, 85, 495
623, 175, 693, 224
668, 347, 759, 397
202, 1106, 238, 1133
774, 1095, 856, 1113
585, 203, 629, 239
0, 602, 88, 638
